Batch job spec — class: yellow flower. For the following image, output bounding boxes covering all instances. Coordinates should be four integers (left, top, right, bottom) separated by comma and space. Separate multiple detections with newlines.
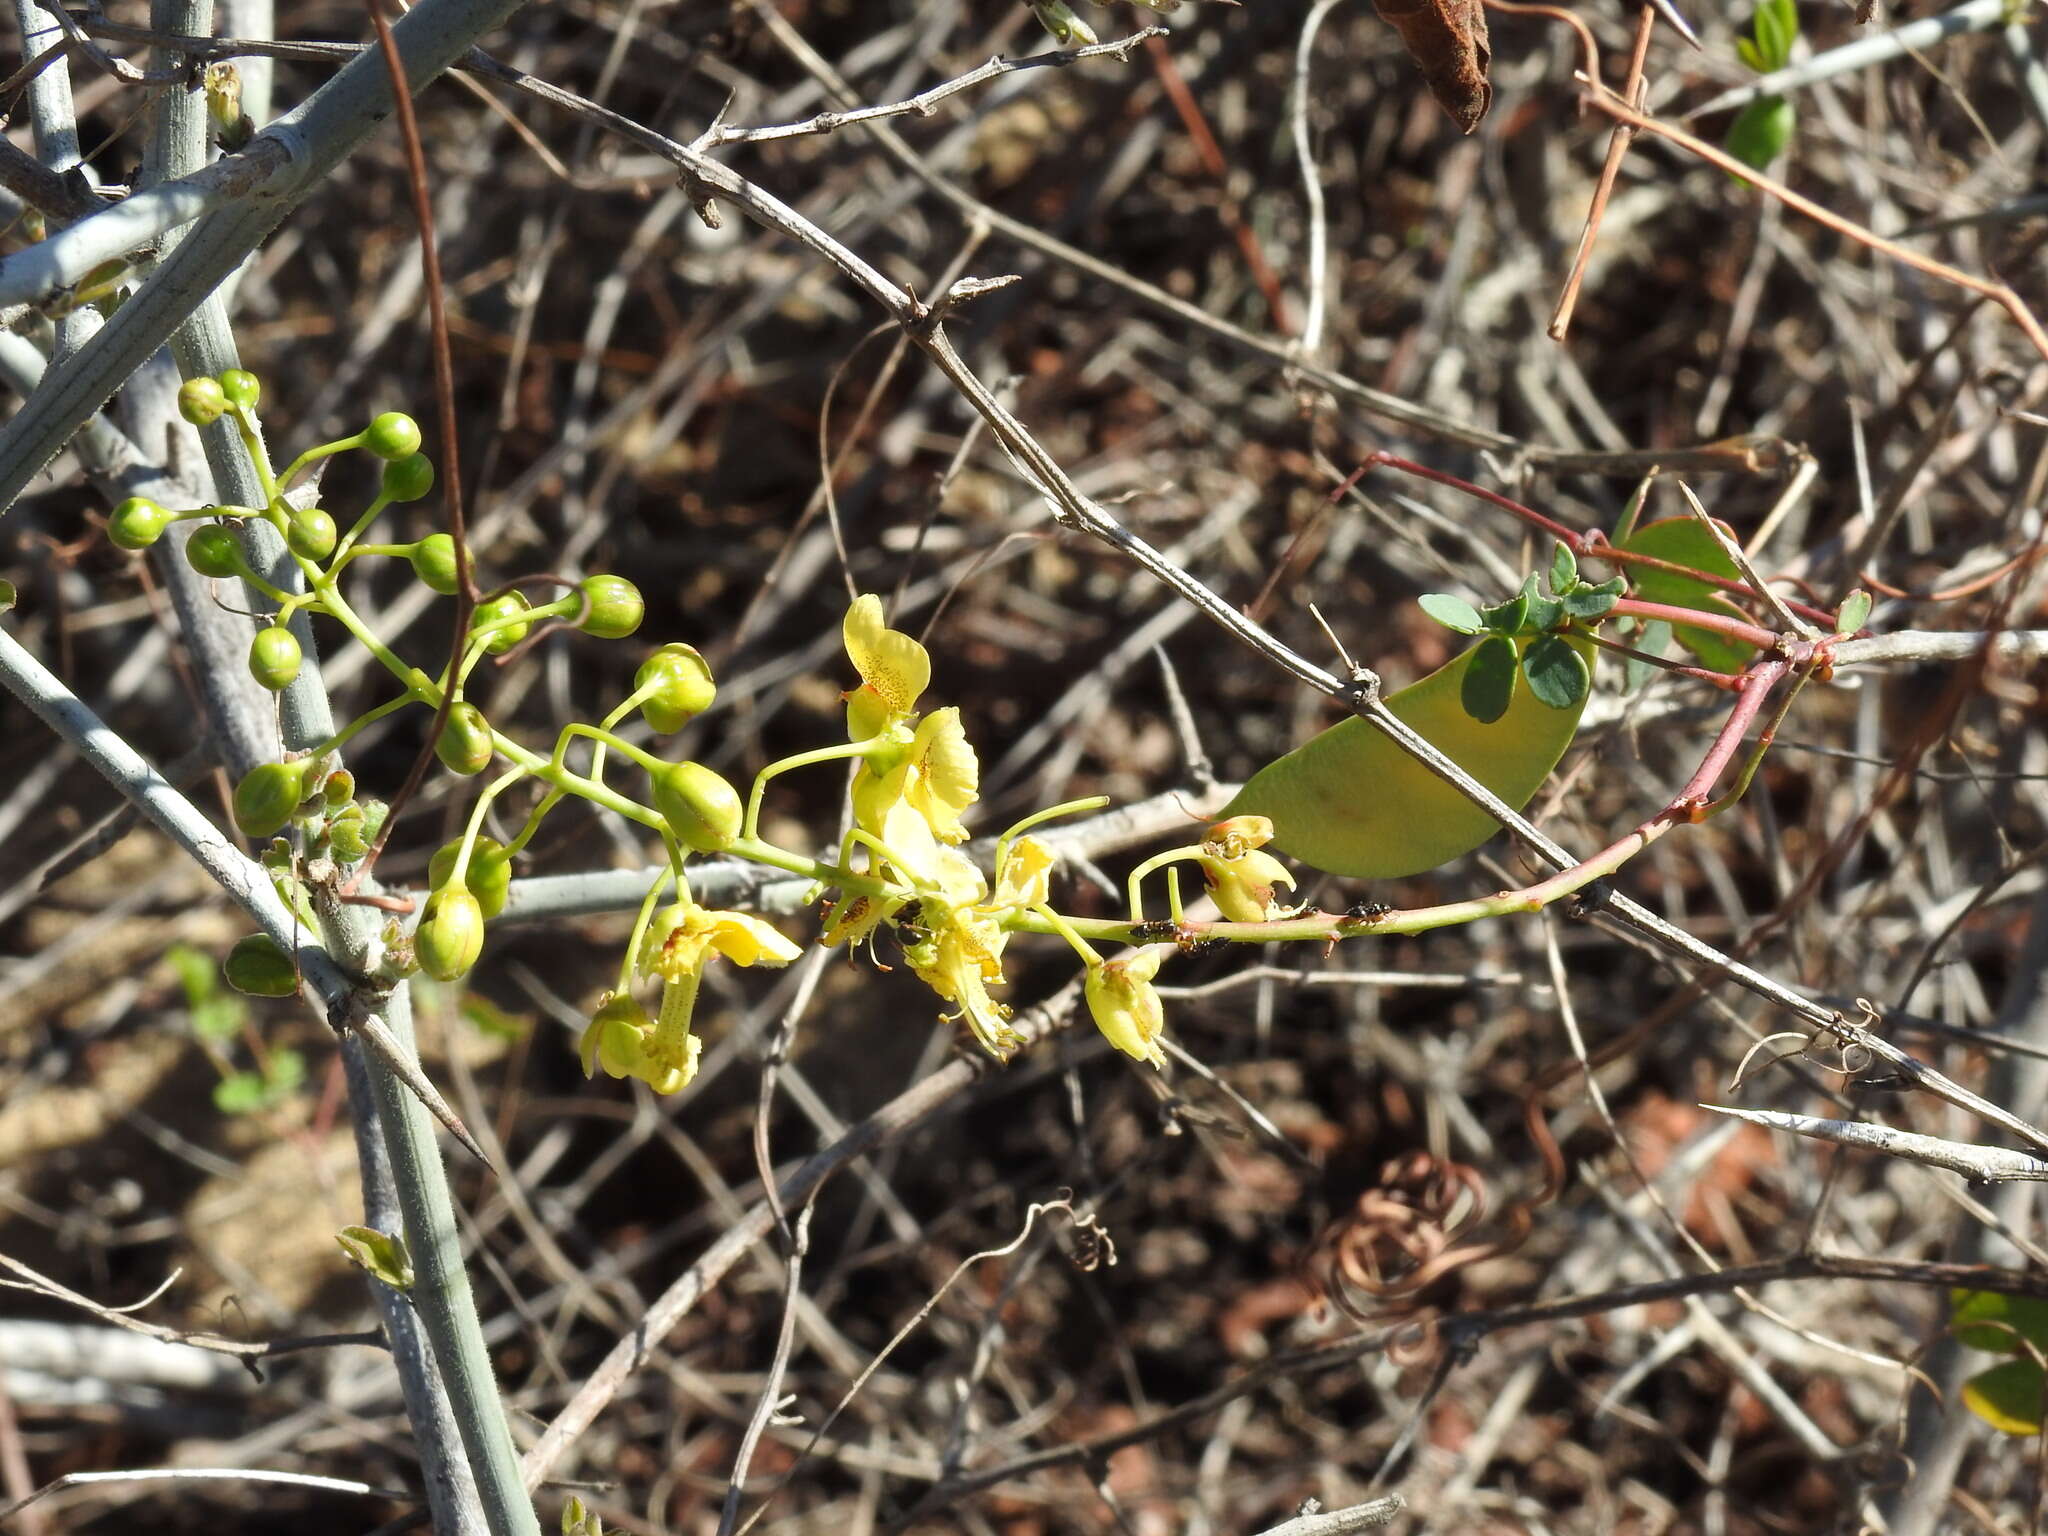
904, 906, 1020, 1057
852, 706, 980, 852
1086, 949, 1167, 1068
991, 835, 1053, 909
640, 899, 803, 980
819, 890, 907, 951
843, 593, 930, 739
1198, 815, 1296, 923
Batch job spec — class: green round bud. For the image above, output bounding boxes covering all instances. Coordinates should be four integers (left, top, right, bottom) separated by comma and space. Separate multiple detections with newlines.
382, 452, 435, 504
286, 505, 336, 561
577, 575, 643, 640
430, 836, 512, 919
248, 625, 302, 692
223, 933, 299, 997
185, 525, 242, 579
473, 592, 531, 655
416, 886, 485, 982
636, 643, 717, 733
650, 760, 743, 853
323, 769, 356, 806
434, 702, 495, 777
108, 496, 173, 551
409, 534, 461, 595
177, 376, 227, 426
233, 759, 310, 838
219, 368, 260, 409
364, 411, 423, 461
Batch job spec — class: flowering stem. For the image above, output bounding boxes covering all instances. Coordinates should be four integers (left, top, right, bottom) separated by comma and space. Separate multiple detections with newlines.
993, 794, 1108, 881
276, 430, 368, 493
1034, 902, 1102, 968
618, 864, 678, 995
1126, 845, 1204, 924
744, 736, 890, 841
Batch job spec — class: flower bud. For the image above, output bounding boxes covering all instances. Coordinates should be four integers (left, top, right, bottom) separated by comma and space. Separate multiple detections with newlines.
248, 625, 302, 691
416, 885, 485, 981
637, 643, 716, 732
409, 533, 460, 594
219, 368, 260, 409
202, 61, 251, 151
382, 452, 435, 504
473, 591, 531, 655
223, 933, 298, 997
177, 376, 227, 426
579, 991, 654, 1079
577, 575, 643, 639
651, 760, 743, 852
324, 769, 356, 806
430, 836, 512, 919
233, 759, 311, 838
286, 505, 336, 560
434, 702, 495, 777
108, 496, 173, 551
364, 411, 423, 461
185, 524, 242, 579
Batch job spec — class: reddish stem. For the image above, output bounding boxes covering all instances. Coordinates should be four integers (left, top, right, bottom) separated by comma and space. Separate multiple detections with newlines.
1608, 596, 1779, 653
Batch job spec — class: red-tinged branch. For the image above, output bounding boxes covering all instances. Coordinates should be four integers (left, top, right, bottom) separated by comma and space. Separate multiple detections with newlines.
1608, 596, 1781, 653
1354, 451, 1838, 627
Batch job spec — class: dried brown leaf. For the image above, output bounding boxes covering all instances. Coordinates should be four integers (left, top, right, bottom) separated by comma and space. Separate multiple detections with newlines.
1374, 0, 1492, 133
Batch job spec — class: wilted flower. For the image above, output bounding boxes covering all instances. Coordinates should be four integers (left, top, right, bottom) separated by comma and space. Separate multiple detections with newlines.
1086, 949, 1167, 1068
1197, 815, 1296, 923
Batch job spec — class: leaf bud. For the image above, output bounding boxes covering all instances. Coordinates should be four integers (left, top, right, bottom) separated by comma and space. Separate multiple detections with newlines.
233, 759, 311, 838
430, 835, 512, 919
185, 524, 242, 579
248, 625, 302, 691
286, 505, 336, 560
219, 368, 260, 409
651, 760, 743, 853
364, 411, 423, 461
473, 591, 531, 654
223, 933, 298, 997
637, 643, 716, 732
577, 575, 643, 639
409, 533, 460, 594
108, 496, 173, 550
435, 702, 495, 776
417, 885, 485, 982
382, 451, 435, 503
177, 376, 227, 426
327, 813, 369, 862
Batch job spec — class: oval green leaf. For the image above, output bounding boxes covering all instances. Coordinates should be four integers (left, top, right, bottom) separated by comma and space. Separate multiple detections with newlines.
1419, 593, 1484, 635
1523, 634, 1591, 710
1461, 634, 1518, 723
1950, 1288, 2048, 1354
1221, 635, 1595, 879
1617, 516, 1754, 673
1964, 1358, 2048, 1436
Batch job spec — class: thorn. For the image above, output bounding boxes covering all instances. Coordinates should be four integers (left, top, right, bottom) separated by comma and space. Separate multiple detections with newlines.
353, 1012, 496, 1170
1646, 0, 1701, 49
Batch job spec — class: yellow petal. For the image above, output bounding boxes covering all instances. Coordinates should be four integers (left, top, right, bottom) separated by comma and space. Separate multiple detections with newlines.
991, 835, 1053, 909
904, 708, 978, 843
844, 594, 930, 717
704, 911, 803, 967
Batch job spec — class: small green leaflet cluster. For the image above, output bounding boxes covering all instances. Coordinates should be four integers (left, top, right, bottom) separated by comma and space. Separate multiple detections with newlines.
1950, 1289, 2048, 1435
1418, 542, 1622, 724
1726, 0, 1798, 174
165, 941, 306, 1115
